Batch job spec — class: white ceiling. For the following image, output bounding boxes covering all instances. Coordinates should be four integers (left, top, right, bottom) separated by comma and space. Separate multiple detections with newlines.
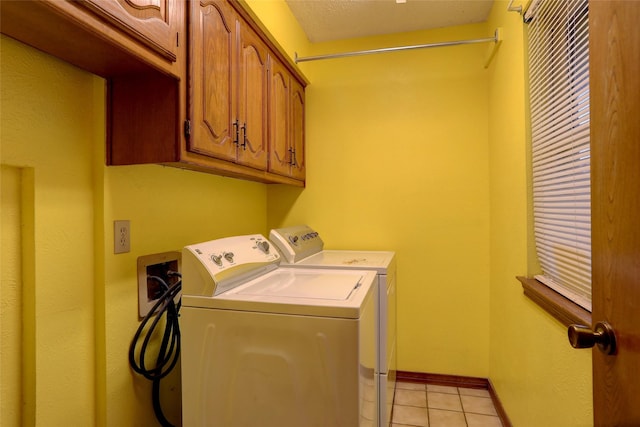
285, 0, 495, 43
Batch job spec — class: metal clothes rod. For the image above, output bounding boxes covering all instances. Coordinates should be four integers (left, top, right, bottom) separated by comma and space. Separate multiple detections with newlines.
295, 29, 500, 63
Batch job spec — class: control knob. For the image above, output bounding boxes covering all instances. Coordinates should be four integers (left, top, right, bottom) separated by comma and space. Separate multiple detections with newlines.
210, 254, 223, 266
223, 252, 234, 263
256, 240, 270, 253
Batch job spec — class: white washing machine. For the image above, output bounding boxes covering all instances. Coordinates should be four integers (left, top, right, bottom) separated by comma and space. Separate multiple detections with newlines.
269, 225, 397, 427
180, 234, 379, 427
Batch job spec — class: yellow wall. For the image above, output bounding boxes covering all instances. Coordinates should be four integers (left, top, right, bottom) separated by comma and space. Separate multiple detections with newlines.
1, 34, 267, 426
485, 3, 593, 426
264, 21, 493, 376
1, 35, 98, 425
1, 165, 25, 426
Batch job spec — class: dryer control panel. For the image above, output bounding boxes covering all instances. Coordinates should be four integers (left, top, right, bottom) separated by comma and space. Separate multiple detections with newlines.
183, 234, 280, 297
269, 225, 324, 263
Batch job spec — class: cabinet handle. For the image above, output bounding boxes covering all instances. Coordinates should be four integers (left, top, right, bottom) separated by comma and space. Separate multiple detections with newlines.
241, 123, 247, 150
184, 120, 191, 138
233, 120, 239, 146
289, 148, 297, 166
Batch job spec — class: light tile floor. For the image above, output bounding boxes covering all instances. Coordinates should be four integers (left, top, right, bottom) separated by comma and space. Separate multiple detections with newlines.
392, 381, 503, 427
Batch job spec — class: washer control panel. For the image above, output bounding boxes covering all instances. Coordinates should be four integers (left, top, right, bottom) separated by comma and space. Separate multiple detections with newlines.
269, 225, 324, 263
183, 234, 280, 296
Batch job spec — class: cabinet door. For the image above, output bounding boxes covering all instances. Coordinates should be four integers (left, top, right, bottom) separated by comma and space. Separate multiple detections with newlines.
237, 20, 269, 170
268, 57, 292, 177
188, 0, 237, 162
290, 78, 306, 180
77, 0, 179, 62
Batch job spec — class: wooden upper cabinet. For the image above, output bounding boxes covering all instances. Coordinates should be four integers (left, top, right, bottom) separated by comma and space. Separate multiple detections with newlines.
75, 0, 179, 62
290, 78, 306, 180
269, 56, 306, 181
237, 20, 269, 170
268, 57, 292, 177
189, 0, 236, 161
1, 0, 306, 185
188, 0, 268, 171
0, 0, 184, 77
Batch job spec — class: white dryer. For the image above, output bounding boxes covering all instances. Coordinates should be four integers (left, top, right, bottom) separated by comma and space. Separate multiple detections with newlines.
181, 234, 378, 427
269, 225, 397, 427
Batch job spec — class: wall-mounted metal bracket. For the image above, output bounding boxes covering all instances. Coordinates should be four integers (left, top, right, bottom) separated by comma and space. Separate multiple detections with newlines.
507, 0, 523, 14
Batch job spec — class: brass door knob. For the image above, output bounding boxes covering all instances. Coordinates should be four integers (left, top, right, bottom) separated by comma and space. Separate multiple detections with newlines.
568, 321, 617, 355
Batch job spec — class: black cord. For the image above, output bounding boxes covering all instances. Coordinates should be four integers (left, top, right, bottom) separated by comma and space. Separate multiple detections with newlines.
129, 272, 182, 427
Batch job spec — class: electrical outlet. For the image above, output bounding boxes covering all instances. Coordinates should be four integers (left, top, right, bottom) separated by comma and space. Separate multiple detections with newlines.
114, 220, 130, 254
137, 252, 181, 317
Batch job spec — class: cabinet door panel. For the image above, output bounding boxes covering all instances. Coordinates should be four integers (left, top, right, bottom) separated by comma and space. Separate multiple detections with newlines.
188, 0, 236, 161
290, 78, 306, 180
268, 58, 291, 177
77, 0, 178, 61
237, 22, 268, 170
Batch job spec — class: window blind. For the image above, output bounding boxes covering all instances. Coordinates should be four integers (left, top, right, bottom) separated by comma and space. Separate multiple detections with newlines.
527, 0, 591, 311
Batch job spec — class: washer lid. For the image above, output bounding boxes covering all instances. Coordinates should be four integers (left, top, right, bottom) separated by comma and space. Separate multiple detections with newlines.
235, 269, 362, 300
182, 268, 378, 318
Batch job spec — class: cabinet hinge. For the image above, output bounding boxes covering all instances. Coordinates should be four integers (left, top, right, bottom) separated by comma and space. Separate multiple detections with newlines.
184, 120, 191, 138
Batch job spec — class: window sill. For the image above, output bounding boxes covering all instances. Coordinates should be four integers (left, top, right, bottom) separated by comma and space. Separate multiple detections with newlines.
516, 276, 592, 327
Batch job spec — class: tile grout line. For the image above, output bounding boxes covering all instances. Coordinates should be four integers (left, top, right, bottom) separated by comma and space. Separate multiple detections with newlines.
461, 387, 471, 427
425, 386, 429, 426
394, 382, 503, 427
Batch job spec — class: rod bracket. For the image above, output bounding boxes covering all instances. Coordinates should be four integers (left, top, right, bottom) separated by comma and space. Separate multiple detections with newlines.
507, 0, 523, 14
